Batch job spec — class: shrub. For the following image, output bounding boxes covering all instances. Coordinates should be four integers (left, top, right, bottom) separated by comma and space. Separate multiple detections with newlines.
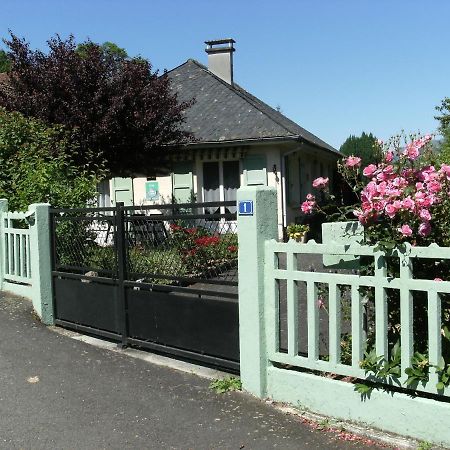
301, 133, 450, 392
0, 108, 104, 211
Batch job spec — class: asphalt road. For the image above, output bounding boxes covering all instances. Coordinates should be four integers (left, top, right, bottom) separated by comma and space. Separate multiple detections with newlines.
0, 293, 379, 450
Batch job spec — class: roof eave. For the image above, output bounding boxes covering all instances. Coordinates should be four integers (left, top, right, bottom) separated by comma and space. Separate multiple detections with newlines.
169, 135, 340, 156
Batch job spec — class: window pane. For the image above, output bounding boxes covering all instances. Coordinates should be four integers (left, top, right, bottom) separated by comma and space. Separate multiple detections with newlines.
203, 162, 220, 212
223, 160, 239, 213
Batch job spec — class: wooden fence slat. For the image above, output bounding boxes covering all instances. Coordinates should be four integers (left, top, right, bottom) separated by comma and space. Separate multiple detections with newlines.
8, 232, 14, 275
328, 282, 341, 365
307, 281, 319, 361
352, 285, 365, 367
286, 251, 298, 357
265, 248, 279, 356
428, 290, 442, 387
15, 234, 21, 277
400, 255, 414, 378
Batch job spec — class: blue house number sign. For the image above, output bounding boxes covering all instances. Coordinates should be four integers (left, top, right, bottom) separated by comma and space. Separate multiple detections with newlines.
238, 200, 254, 216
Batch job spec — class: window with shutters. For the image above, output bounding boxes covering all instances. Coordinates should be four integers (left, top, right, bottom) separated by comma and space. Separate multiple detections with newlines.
202, 160, 240, 213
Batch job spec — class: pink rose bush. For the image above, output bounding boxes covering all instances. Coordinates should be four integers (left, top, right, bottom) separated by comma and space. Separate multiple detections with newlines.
299, 133, 450, 246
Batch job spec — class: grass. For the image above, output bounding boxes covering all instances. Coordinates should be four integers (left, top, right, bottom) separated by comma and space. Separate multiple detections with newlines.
417, 442, 433, 450
209, 376, 242, 394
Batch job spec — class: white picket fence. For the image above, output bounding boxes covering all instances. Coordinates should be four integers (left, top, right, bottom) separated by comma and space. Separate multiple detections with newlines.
3, 211, 32, 284
265, 239, 450, 397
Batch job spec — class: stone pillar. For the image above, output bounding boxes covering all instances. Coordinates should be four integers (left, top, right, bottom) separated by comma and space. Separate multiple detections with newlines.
237, 186, 278, 397
28, 203, 54, 325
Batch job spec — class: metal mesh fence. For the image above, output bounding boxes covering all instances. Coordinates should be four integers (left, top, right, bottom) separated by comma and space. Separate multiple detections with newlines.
51, 202, 238, 287
124, 204, 238, 286
51, 209, 117, 277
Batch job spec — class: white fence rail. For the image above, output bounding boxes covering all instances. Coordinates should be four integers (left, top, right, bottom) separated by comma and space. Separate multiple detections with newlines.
3, 211, 32, 284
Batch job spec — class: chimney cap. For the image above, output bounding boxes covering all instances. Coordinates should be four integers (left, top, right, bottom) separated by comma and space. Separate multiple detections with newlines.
204, 38, 236, 47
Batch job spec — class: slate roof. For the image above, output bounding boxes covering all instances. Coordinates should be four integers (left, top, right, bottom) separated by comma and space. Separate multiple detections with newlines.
167, 59, 338, 154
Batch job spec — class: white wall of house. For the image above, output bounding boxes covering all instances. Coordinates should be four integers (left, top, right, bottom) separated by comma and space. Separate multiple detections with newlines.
99, 143, 339, 239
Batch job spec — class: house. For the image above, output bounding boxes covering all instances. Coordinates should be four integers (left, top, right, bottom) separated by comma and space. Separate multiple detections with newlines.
100, 39, 340, 235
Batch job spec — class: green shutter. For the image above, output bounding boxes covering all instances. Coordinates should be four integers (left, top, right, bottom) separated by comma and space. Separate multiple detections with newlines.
243, 155, 267, 186
172, 162, 193, 203
111, 177, 134, 206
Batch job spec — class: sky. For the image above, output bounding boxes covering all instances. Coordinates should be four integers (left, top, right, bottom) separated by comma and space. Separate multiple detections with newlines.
1, 0, 449, 149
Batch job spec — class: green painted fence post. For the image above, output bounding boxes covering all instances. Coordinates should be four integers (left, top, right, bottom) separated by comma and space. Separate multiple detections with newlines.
0, 199, 8, 291
237, 185, 278, 397
28, 203, 54, 325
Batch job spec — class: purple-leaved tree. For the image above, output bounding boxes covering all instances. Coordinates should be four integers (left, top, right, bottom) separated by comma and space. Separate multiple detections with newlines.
0, 33, 193, 176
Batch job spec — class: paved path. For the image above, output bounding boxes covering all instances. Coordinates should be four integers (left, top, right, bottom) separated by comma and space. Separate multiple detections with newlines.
0, 294, 380, 450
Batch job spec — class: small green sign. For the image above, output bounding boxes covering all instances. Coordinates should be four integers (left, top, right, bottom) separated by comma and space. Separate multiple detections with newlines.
145, 181, 159, 201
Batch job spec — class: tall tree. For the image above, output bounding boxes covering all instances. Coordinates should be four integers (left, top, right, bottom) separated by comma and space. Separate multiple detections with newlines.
339, 132, 380, 168
0, 33, 192, 176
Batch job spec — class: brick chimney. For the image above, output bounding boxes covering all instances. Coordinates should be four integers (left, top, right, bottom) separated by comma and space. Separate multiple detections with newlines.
205, 38, 235, 85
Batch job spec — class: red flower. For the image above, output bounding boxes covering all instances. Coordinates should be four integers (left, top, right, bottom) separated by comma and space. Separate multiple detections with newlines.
170, 223, 183, 231
227, 245, 238, 252
195, 236, 220, 247
185, 227, 198, 235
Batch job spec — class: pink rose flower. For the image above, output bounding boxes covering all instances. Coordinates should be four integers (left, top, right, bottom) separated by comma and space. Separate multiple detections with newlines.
385, 151, 394, 162
362, 164, 377, 177
418, 221, 431, 237
402, 197, 415, 211
419, 209, 431, 222
439, 164, 450, 178
398, 224, 413, 237
428, 180, 442, 194
301, 200, 315, 214
365, 181, 378, 197
306, 193, 315, 201
312, 177, 329, 189
434, 278, 443, 282
403, 142, 420, 161
385, 203, 397, 219
361, 201, 372, 213
344, 156, 362, 168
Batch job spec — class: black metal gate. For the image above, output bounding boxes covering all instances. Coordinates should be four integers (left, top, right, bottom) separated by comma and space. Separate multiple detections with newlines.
50, 201, 239, 371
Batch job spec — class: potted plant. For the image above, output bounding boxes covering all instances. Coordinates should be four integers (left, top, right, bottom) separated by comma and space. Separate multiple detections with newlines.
286, 223, 309, 243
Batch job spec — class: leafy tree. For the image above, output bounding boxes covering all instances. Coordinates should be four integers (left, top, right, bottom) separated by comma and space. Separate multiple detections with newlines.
435, 97, 450, 132
0, 33, 192, 176
0, 107, 104, 211
339, 132, 381, 168
75, 40, 128, 62
436, 98, 450, 164
0, 49, 10, 72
